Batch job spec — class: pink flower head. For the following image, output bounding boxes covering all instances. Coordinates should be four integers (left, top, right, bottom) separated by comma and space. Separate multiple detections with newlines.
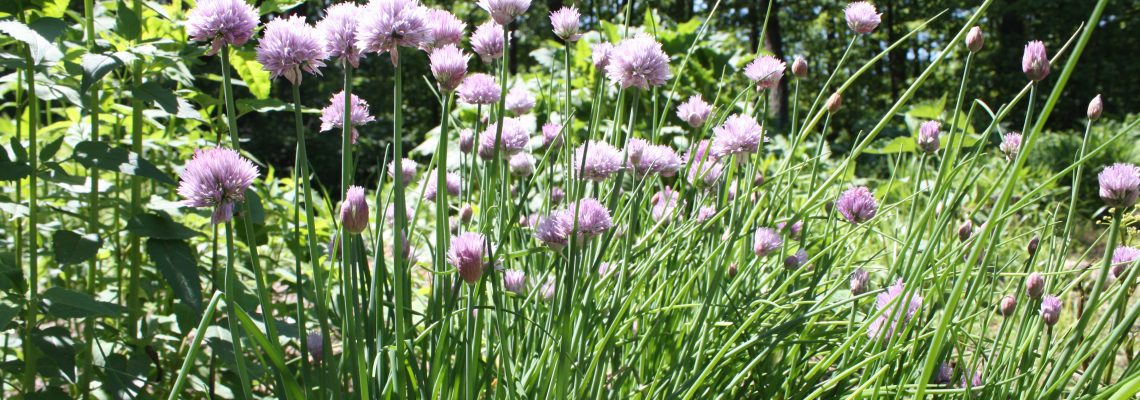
317, 3, 364, 67
471, 21, 505, 63
187, 0, 259, 56
424, 9, 465, 50
506, 86, 535, 115
572, 140, 624, 181
340, 185, 370, 234
422, 169, 461, 201
591, 42, 614, 70
1000, 132, 1022, 160
549, 6, 582, 42
320, 91, 376, 144
570, 198, 613, 239
850, 268, 870, 295
257, 16, 327, 85
966, 26, 984, 53
356, 0, 431, 66
744, 55, 785, 90
388, 158, 417, 183
753, 228, 782, 256
457, 73, 501, 105
540, 277, 556, 300
867, 279, 923, 340
542, 122, 564, 148
917, 120, 941, 153
509, 152, 536, 176
479, 117, 530, 159
677, 94, 712, 128
650, 188, 682, 223
1110, 246, 1140, 281
550, 187, 565, 204
477, 0, 531, 25
1022, 40, 1050, 82
1039, 295, 1062, 326
784, 249, 808, 269
844, 2, 881, 35
605, 34, 672, 90
429, 44, 470, 92
535, 210, 572, 249
686, 139, 717, 164
791, 57, 808, 78
687, 160, 724, 189
178, 147, 259, 224
1098, 163, 1140, 208
631, 142, 682, 178
713, 114, 765, 157
696, 206, 717, 223
837, 186, 877, 224
1025, 272, 1045, 299
459, 129, 475, 153
503, 269, 526, 293
449, 232, 489, 284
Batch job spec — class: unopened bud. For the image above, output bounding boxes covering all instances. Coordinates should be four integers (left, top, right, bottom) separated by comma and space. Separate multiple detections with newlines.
1087, 94, 1103, 121
1025, 272, 1045, 299
998, 294, 1017, 317
965, 26, 984, 53
826, 92, 842, 114
791, 57, 808, 78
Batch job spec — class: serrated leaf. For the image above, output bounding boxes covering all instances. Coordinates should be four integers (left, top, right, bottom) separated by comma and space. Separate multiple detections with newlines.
52, 230, 101, 265
147, 239, 203, 312
39, 136, 63, 162
0, 303, 18, 331
133, 81, 179, 114
80, 53, 124, 92
229, 49, 271, 99
126, 213, 200, 240
73, 140, 176, 185
0, 20, 63, 65
43, 287, 128, 318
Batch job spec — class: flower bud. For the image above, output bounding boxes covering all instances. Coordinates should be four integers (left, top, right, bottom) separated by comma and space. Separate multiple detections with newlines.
459, 204, 474, 223
307, 332, 325, 362
1025, 272, 1045, 299
791, 57, 808, 78
339, 186, 369, 234
459, 129, 475, 154
1087, 94, 1103, 121
849, 267, 869, 295
1040, 295, 1062, 326
826, 92, 842, 114
784, 249, 807, 270
965, 26, 984, 53
727, 263, 738, 279
958, 220, 973, 242
1027, 236, 1040, 257
998, 294, 1017, 317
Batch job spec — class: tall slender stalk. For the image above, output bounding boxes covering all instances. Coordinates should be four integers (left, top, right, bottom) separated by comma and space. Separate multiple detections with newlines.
126, 0, 145, 341
81, 0, 102, 391
390, 49, 413, 398
20, 32, 41, 394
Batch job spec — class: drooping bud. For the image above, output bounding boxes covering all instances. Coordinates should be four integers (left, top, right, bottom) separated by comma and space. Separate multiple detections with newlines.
965, 26, 984, 53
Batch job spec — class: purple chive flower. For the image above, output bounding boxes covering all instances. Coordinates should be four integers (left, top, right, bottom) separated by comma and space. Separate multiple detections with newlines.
753, 228, 782, 257
457, 73, 501, 105
696, 206, 717, 223
540, 277, 556, 301
535, 210, 572, 249
1022, 40, 1050, 82
186, 0, 259, 56
999, 294, 1017, 317
551, 187, 565, 205
459, 129, 475, 153
960, 369, 984, 390
178, 147, 259, 224
356, 0, 431, 66
509, 153, 535, 176
386, 204, 413, 226
429, 44, 470, 92
549, 6, 581, 42
791, 57, 808, 78
844, 1, 881, 35
257, 16, 327, 85
605, 34, 672, 90
1088, 95, 1103, 121
934, 363, 953, 385
1098, 163, 1140, 208
686, 139, 717, 164
471, 21, 505, 63
777, 220, 803, 240
542, 122, 564, 148
306, 332, 325, 361
677, 94, 713, 128
1025, 272, 1045, 299
1000, 132, 1022, 160
1040, 295, 1062, 326
966, 26, 984, 53
1110, 246, 1140, 281
784, 249, 808, 269
570, 198, 614, 239
591, 42, 614, 70
340, 185, 369, 234
743, 55, 786, 90
850, 268, 870, 295
837, 186, 878, 224
449, 232, 488, 284
422, 169, 461, 201
632, 144, 682, 178
478, 117, 530, 160
503, 269, 526, 294
572, 140, 624, 181
598, 262, 614, 277
506, 86, 535, 115
687, 160, 724, 189
712, 114, 765, 157
320, 91, 376, 144
650, 188, 682, 223
867, 279, 923, 340
424, 9, 465, 50
388, 158, 417, 182
317, 3, 363, 67
917, 120, 941, 153
478, 0, 531, 25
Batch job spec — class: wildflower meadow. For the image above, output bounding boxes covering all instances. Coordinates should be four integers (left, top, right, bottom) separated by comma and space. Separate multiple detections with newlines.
4, 0, 1140, 398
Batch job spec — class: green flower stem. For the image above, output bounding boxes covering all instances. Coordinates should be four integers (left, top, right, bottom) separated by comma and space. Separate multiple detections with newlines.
390, 50, 413, 397
20, 35, 40, 394
168, 291, 224, 400
81, 0, 102, 390
224, 222, 253, 400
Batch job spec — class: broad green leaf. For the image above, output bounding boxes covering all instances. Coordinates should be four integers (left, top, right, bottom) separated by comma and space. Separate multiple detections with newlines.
232, 304, 306, 400
43, 287, 128, 318
0, 144, 31, 181
147, 239, 203, 312
126, 213, 200, 240
32, 326, 77, 382
115, 0, 141, 40
39, 136, 63, 162
80, 53, 124, 92
73, 140, 176, 185
230, 49, 271, 99
0, 302, 18, 331
259, 0, 304, 16
133, 81, 179, 114
0, 20, 63, 65
52, 230, 101, 265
